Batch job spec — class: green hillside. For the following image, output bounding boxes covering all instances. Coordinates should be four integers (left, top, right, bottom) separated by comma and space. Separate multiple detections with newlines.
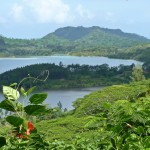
109, 43, 150, 63
0, 26, 149, 57
36, 79, 150, 141
1, 79, 150, 149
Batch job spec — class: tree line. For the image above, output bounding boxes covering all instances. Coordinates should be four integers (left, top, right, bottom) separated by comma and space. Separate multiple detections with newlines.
0, 63, 135, 90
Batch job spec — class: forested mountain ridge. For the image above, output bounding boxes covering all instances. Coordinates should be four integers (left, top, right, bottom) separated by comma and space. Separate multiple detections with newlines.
0, 26, 149, 57
44, 26, 149, 41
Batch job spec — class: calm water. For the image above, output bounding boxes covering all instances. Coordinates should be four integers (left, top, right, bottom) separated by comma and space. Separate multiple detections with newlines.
0, 56, 141, 109
0, 87, 103, 110
0, 56, 142, 74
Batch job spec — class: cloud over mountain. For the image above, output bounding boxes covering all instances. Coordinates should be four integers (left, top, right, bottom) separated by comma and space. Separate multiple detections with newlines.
8, 0, 72, 24
24, 0, 71, 23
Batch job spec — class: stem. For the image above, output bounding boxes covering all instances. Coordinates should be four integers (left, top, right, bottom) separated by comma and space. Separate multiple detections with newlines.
15, 110, 22, 118
16, 70, 49, 91
21, 96, 27, 118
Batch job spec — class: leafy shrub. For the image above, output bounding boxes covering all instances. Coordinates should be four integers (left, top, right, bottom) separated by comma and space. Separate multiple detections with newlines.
1, 79, 150, 149
0, 83, 50, 149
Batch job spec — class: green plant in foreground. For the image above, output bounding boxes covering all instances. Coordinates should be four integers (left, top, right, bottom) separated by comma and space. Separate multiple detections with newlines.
0, 81, 50, 149
85, 91, 150, 149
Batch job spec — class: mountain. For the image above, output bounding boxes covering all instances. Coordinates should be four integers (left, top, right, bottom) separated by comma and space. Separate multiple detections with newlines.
46, 26, 92, 40
44, 26, 148, 41
0, 26, 149, 57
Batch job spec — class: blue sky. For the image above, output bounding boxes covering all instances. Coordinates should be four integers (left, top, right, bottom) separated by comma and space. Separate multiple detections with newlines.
0, 0, 150, 39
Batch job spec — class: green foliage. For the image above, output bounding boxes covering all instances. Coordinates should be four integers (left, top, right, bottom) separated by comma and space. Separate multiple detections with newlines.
3, 86, 20, 101
6, 116, 23, 127
73, 79, 150, 116
34, 83, 150, 149
84, 95, 150, 149
0, 80, 50, 149
0, 26, 149, 57
21, 86, 36, 97
29, 93, 48, 104
36, 115, 93, 141
0, 137, 6, 148
24, 105, 47, 115
1, 77, 150, 149
0, 63, 134, 90
0, 99, 16, 112
109, 43, 150, 65
131, 65, 145, 82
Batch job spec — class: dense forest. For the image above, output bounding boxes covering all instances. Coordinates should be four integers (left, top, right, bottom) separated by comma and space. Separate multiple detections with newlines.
108, 43, 150, 64
0, 63, 134, 90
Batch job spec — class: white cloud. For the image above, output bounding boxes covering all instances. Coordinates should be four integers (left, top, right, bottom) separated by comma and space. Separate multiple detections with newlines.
76, 4, 94, 19
24, 0, 71, 23
9, 3, 24, 22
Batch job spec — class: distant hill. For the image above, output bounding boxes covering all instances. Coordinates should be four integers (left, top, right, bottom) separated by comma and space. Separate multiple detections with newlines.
0, 26, 149, 58
44, 26, 148, 41
108, 43, 150, 64
48, 26, 91, 40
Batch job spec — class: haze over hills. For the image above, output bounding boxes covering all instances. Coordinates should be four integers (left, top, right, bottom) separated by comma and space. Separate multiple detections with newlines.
0, 26, 149, 57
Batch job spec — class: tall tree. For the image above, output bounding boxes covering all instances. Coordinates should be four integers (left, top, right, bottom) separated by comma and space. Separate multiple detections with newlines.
131, 65, 145, 82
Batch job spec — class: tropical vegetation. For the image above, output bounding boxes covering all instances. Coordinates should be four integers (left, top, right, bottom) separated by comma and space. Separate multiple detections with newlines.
0, 78, 150, 149
0, 26, 149, 58
0, 63, 134, 90
0, 26, 150, 149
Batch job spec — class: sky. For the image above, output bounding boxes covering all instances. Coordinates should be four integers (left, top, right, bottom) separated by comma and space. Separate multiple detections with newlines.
0, 0, 150, 39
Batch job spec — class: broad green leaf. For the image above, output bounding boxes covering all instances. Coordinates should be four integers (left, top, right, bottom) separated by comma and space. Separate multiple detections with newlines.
0, 99, 16, 112
29, 93, 48, 104
26, 86, 36, 96
0, 137, 6, 148
6, 116, 23, 127
3, 86, 20, 101
24, 105, 46, 115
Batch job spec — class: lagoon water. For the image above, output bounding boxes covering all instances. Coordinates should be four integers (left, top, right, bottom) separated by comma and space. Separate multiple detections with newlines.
0, 56, 141, 74
0, 87, 103, 110
0, 56, 141, 109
